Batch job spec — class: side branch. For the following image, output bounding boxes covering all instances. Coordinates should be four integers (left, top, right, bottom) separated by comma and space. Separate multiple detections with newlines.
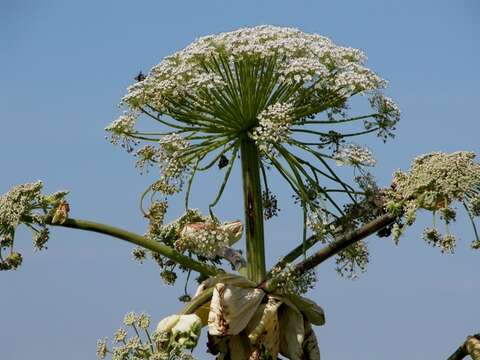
448, 334, 480, 360
263, 214, 395, 291
292, 214, 395, 276
22, 215, 219, 277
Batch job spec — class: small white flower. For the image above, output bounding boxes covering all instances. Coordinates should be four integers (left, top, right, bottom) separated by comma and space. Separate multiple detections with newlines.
335, 143, 376, 167
250, 102, 294, 152
123, 312, 137, 326
105, 113, 138, 151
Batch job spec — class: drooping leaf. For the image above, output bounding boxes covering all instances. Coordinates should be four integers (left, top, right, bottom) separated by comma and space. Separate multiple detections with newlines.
286, 294, 325, 326
245, 297, 282, 358
208, 283, 265, 336
228, 333, 253, 360
302, 322, 321, 360
278, 304, 305, 360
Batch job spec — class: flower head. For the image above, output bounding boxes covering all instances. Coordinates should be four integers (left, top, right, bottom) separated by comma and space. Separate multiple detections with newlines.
109, 26, 400, 247
0, 181, 68, 270
250, 102, 294, 153
388, 151, 480, 249
335, 143, 376, 167
175, 220, 230, 259
105, 113, 138, 152
137, 313, 151, 329
391, 152, 480, 211
123, 312, 138, 326
96, 338, 108, 359
113, 328, 127, 343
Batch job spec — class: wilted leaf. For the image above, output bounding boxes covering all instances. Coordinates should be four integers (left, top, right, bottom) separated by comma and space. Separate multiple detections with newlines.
195, 274, 257, 297
229, 333, 253, 360
194, 300, 211, 326
208, 283, 265, 336
278, 304, 305, 360
245, 297, 282, 358
302, 321, 320, 360
286, 294, 325, 326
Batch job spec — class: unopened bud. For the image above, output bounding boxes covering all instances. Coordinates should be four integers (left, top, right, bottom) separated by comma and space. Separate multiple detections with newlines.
5, 251, 22, 269
52, 201, 70, 224
221, 220, 243, 245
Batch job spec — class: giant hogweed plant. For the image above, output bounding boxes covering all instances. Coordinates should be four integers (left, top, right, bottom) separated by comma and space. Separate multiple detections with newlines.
2, 26, 480, 360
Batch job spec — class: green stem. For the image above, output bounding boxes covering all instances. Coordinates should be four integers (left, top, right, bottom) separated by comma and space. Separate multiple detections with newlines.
262, 213, 396, 292
22, 215, 218, 277
240, 138, 266, 282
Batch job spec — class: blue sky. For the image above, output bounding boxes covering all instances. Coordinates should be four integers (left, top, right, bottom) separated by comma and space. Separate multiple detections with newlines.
1, 1, 479, 359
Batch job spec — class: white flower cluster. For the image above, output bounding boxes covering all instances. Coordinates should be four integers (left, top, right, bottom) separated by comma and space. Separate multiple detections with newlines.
370, 93, 401, 120
250, 102, 294, 152
135, 145, 158, 174
333, 63, 386, 96
0, 181, 68, 270
105, 113, 138, 151
388, 151, 480, 252
157, 134, 189, 178
306, 210, 332, 242
366, 93, 401, 141
0, 181, 44, 233
335, 240, 370, 279
270, 263, 316, 295
97, 312, 198, 360
422, 228, 457, 254
121, 25, 388, 113
147, 134, 191, 195
175, 220, 232, 259
335, 143, 377, 167
391, 152, 480, 211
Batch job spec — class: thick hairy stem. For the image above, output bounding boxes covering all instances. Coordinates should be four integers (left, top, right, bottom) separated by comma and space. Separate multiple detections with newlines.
22, 215, 218, 277
263, 214, 396, 291
448, 334, 480, 360
240, 138, 266, 283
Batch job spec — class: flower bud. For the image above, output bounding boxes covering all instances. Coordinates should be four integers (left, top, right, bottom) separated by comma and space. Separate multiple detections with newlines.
171, 314, 202, 349
221, 220, 243, 246
5, 251, 22, 269
52, 201, 70, 224
156, 314, 180, 334
156, 314, 202, 350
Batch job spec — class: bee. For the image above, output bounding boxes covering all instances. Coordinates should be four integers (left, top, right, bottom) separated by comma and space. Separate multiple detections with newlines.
134, 71, 146, 82
218, 155, 229, 169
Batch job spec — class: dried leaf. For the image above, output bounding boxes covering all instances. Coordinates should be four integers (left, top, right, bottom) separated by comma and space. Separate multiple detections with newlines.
245, 297, 282, 358
208, 283, 265, 336
196, 274, 257, 297
286, 294, 325, 326
302, 322, 320, 360
278, 304, 305, 360
228, 333, 253, 360
194, 300, 211, 326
